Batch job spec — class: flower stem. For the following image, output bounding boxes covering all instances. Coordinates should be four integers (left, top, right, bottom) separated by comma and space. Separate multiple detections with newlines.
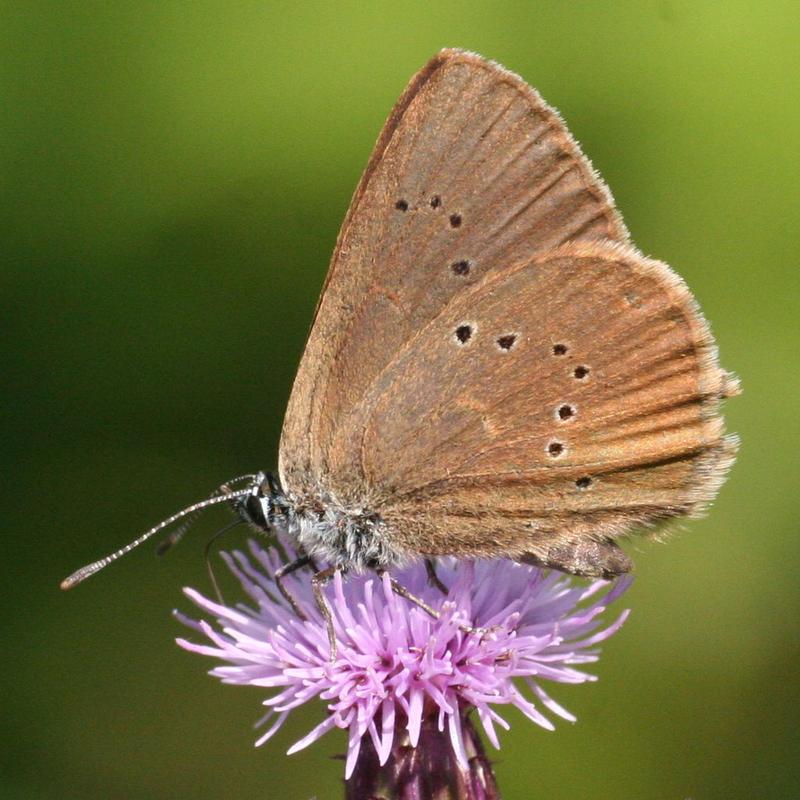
345, 712, 501, 800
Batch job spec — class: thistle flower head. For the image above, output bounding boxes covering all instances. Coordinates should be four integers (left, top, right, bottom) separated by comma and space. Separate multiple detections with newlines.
176, 541, 630, 779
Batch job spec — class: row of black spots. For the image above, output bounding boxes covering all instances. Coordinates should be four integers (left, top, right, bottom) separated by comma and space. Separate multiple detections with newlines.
394, 195, 461, 226
552, 344, 591, 380
427, 192, 459, 226
547, 346, 589, 488
452, 325, 518, 351
450, 329, 579, 361
544, 440, 593, 489
395, 197, 441, 211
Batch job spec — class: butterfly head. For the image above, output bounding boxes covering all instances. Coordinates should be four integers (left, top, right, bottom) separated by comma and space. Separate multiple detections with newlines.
235, 471, 292, 534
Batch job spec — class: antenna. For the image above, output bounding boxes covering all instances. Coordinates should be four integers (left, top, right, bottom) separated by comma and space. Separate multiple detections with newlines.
60, 488, 253, 590
154, 474, 258, 557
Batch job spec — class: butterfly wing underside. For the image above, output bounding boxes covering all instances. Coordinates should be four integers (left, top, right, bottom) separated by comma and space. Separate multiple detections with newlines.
278, 49, 737, 568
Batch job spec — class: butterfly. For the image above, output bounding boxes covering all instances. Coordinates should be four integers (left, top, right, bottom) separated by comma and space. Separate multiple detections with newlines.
63, 49, 738, 629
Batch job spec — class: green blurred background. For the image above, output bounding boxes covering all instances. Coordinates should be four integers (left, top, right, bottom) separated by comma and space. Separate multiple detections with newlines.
3, 2, 799, 798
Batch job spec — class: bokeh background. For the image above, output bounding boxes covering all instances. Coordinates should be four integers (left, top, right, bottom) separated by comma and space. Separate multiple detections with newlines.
4, 2, 799, 798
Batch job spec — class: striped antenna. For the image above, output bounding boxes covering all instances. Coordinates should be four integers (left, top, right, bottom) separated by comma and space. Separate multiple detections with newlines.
155, 474, 259, 556
60, 488, 254, 590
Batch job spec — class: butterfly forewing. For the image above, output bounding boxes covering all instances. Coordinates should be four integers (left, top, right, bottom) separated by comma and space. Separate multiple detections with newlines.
280, 49, 629, 498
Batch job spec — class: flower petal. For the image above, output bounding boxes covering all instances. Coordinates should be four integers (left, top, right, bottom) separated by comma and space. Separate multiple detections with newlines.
447, 701, 469, 768
286, 714, 338, 755
254, 710, 289, 746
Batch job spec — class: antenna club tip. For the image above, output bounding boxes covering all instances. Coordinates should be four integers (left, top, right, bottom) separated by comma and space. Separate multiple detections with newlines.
60, 567, 92, 590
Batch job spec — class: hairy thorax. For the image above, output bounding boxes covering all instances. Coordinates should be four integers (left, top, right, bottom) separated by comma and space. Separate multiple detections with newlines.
275, 492, 408, 572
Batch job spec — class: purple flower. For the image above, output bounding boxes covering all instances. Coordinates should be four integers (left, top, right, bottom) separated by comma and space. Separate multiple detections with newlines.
176, 540, 630, 780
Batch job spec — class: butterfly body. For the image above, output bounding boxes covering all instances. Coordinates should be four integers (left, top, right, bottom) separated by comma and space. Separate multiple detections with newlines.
240, 468, 635, 578
231, 472, 399, 571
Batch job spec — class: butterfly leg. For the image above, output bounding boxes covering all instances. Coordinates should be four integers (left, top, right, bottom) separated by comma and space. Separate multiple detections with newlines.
424, 557, 449, 595
383, 572, 443, 620
521, 539, 633, 579
311, 566, 339, 660
274, 555, 314, 620
382, 571, 492, 638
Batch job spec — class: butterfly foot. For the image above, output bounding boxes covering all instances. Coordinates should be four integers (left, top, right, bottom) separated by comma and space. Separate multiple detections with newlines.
458, 622, 501, 639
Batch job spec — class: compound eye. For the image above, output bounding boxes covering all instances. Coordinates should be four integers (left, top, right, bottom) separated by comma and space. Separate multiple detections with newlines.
237, 493, 268, 529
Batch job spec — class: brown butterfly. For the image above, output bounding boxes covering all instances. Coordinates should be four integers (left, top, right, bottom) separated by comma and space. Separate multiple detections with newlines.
63, 49, 738, 624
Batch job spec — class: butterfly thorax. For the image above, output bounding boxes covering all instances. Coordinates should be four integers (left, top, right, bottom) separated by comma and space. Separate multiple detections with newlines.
237, 472, 405, 572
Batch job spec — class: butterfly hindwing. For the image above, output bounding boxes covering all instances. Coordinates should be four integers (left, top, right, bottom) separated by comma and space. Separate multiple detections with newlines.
333, 242, 737, 561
